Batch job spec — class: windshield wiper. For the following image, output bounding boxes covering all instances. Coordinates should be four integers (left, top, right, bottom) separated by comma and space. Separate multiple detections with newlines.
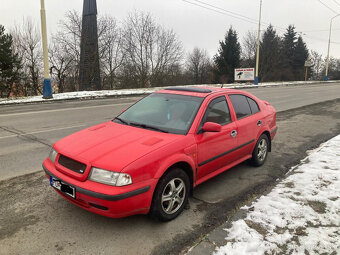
114, 117, 130, 125
129, 122, 169, 133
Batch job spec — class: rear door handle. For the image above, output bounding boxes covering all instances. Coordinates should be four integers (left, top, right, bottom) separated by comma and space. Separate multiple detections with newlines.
257, 120, 262, 126
231, 130, 237, 138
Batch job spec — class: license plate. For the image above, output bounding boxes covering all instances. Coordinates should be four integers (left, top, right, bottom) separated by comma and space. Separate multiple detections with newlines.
50, 176, 76, 199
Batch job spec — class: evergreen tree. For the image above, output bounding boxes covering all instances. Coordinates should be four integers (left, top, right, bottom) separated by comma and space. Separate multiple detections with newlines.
0, 25, 21, 97
280, 25, 297, 80
259, 25, 281, 81
294, 36, 309, 80
213, 27, 241, 83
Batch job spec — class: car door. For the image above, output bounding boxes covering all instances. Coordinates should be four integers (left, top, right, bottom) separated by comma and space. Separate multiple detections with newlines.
195, 96, 237, 181
228, 94, 262, 158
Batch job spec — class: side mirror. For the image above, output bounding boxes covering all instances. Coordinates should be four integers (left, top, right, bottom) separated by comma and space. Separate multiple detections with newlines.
202, 122, 222, 133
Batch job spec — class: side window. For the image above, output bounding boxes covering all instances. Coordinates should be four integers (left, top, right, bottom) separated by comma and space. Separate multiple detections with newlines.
229, 94, 252, 119
200, 97, 231, 128
247, 97, 260, 114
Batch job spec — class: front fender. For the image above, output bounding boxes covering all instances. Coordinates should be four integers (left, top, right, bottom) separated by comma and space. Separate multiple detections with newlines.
153, 152, 196, 180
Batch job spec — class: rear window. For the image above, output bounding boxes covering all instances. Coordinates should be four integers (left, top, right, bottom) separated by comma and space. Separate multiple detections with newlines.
229, 94, 251, 119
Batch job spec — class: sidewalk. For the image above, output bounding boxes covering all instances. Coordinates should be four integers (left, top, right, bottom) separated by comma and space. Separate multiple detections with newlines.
188, 135, 340, 255
1, 80, 338, 105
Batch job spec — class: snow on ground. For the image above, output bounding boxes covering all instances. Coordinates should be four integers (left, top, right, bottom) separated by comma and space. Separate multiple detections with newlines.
0, 80, 336, 105
214, 135, 340, 255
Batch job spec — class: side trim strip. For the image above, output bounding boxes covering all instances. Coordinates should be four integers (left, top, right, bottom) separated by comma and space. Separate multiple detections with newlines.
43, 165, 150, 201
270, 127, 278, 134
198, 139, 255, 167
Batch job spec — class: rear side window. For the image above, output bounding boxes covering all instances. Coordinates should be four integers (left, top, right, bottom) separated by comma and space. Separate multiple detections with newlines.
247, 97, 260, 114
229, 94, 252, 119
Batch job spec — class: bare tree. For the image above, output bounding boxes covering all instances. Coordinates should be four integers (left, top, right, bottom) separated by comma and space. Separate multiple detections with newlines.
11, 18, 42, 96
53, 11, 125, 91
49, 39, 74, 93
310, 50, 324, 80
122, 12, 183, 88
186, 47, 212, 84
98, 16, 125, 89
241, 30, 257, 67
54, 10, 82, 91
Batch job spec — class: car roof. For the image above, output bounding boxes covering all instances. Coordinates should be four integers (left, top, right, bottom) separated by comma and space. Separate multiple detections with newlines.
156, 86, 245, 97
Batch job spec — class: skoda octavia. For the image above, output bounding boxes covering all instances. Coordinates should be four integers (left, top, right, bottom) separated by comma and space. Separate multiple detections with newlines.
43, 87, 277, 221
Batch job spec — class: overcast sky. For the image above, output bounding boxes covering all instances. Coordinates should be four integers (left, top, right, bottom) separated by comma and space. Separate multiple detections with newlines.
1, 0, 340, 59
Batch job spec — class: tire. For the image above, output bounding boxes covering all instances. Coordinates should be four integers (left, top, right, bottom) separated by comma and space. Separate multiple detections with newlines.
250, 134, 269, 166
149, 168, 190, 221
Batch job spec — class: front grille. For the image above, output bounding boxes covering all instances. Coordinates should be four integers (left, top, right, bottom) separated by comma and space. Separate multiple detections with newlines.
58, 155, 87, 174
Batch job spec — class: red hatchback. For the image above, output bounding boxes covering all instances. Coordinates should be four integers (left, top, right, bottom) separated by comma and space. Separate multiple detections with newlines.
43, 87, 277, 221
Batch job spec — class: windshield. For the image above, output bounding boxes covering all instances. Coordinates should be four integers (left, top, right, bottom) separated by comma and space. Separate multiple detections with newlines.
114, 93, 204, 134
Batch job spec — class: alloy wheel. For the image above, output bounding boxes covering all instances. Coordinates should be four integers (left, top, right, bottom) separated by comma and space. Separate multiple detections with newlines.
257, 138, 268, 161
161, 178, 186, 215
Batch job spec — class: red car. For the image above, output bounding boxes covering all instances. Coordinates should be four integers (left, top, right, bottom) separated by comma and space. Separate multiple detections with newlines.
43, 87, 277, 221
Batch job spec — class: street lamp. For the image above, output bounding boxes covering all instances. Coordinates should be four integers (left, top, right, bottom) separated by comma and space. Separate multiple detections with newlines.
40, 0, 53, 98
254, 0, 263, 85
324, 14, 340, 81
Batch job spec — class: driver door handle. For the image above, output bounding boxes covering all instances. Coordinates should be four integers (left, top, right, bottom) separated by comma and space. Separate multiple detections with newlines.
231, 130, 237, 138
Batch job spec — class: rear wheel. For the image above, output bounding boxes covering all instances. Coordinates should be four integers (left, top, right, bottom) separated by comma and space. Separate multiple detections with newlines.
250, 134, 269, 166
149, 168, 189, 221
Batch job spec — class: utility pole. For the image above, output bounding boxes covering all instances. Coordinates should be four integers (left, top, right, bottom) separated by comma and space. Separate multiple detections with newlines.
254, 0, 263, 85
40, 0, 53, 98
325, 14, 340, 81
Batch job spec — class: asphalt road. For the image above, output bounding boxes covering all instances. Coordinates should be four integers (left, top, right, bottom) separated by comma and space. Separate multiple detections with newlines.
0, 83, 339, 254
0, 83, 339, 181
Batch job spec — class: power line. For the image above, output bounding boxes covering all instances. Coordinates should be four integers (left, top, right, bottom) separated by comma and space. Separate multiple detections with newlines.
333, 0, 340, 8
182, 0, 259, 26
183, 0, 340, 45
317, 0, 339, 14
193, 0, 259, 23
183, 0, 286, 32
300, 28, 336, 32
192, 0, 287, 31
301, 33, 340, 44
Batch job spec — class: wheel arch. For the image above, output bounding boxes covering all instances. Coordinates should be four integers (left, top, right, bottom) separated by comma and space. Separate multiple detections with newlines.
155, 161, 195, 195
261, 130, 271, 152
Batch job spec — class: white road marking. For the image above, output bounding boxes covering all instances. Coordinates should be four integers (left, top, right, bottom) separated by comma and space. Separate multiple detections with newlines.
0, 124, 90, 140
0, 102, 131, 117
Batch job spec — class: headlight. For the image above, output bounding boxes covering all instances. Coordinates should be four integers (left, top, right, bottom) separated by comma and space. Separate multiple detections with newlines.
89, 167, 132, 186
49, 148, 58, 163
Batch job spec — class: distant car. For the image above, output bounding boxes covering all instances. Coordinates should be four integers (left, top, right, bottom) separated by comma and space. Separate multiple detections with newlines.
43, 87, 277, 221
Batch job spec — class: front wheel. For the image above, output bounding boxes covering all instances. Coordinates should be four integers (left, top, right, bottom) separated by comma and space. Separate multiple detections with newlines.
250, 134, 269, 166
149, 168, 190, 221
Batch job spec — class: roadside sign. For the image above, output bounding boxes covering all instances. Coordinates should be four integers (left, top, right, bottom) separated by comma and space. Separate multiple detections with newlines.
234, 68, 255, 81
304, 55, 314, 67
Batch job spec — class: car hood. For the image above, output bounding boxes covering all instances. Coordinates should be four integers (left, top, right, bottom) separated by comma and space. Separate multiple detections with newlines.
54, 121, 180, 171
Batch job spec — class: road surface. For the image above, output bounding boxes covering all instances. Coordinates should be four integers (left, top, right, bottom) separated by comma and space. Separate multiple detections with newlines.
0, 83, 339, 254
1, 83, 339, 180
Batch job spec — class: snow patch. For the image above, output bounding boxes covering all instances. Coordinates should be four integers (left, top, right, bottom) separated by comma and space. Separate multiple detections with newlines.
214, 135, 340, 255
1, 80, 337, 105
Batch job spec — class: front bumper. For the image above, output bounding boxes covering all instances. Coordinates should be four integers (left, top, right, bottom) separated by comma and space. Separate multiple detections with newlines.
43, 159, 156, 218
